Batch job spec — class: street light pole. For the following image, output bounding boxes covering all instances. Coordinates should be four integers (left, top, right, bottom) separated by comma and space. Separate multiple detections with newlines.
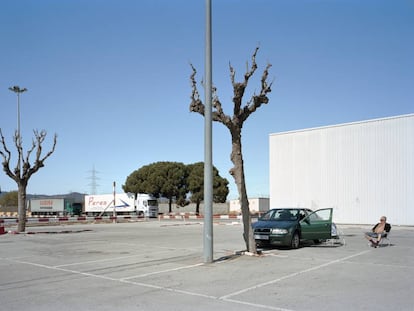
8, 85, 27, 178
203, 0, 213, 263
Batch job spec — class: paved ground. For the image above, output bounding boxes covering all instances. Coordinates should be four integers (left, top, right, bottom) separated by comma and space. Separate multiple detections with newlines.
1, 220, 413, 311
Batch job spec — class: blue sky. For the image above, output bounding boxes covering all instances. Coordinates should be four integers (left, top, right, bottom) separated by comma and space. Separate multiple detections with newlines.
0, 0, 413, 199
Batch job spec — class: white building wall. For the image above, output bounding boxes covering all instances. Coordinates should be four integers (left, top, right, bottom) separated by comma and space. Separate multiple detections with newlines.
269, 114, 414, 225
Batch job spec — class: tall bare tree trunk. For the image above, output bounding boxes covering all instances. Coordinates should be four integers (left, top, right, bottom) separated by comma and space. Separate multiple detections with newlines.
196, 200, 201, 215
1, 129, 57, 232
17, 183, 27, 232
230, 129, 256, 253
189, 47, 272, 254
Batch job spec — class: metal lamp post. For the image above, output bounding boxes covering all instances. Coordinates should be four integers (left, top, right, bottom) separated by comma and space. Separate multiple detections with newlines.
204, 0, 213, 263
8, 85, 27, 177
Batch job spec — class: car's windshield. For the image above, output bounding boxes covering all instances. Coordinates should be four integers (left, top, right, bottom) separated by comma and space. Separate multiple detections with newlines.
260, 209, 301, 221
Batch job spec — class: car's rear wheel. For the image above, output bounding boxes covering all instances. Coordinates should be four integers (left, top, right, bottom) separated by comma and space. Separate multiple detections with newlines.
291, 232, 300, 249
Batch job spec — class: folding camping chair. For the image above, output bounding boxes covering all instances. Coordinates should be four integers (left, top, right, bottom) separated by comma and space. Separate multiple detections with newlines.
378, 228, 391, 247
368, 225, 391, 248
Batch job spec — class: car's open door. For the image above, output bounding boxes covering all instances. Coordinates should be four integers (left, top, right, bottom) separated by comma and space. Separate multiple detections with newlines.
300, 208, 333, 240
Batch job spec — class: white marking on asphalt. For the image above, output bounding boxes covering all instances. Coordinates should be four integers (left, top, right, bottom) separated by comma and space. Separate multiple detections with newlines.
266, 253, 289, 258
54, 254, 146, 268
8, 257, 294, 310
6, 250, 372, 311
53, 247, 192, 268
10, 258, 217, 300
121, 263, 204, 280
10, 259, 119, 281
219, 250, 371, 300
120, 278, 218, 300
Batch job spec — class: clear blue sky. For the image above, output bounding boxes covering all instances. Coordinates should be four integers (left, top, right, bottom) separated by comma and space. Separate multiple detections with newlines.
1, 0, 413, 199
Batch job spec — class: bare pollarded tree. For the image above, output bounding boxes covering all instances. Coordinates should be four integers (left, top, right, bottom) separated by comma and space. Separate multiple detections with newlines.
189, 47, 273, 253
0, 129, 57, 232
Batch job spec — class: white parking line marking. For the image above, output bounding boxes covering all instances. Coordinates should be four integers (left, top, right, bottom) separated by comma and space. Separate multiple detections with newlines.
120, 278, 217, 300
10, 259, 120, 281
121, 263, 204, 280
10, 258, 216, 299
220, 250, 371, 300
54, 254, 146, 268
267, 253, 289, 258
53, 246, 194, 268
6, 250, 371, 311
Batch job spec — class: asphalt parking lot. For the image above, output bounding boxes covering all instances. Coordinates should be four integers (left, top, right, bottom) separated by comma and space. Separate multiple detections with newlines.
1, 219, 413, 311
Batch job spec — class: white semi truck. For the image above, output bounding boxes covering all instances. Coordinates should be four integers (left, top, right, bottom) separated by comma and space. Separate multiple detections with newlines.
84, 193, 159, 217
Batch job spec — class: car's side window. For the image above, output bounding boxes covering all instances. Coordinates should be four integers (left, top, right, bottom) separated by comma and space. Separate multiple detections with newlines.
309, 209, 331, 221
308, 213, 318, 222
298, 210, 307, 220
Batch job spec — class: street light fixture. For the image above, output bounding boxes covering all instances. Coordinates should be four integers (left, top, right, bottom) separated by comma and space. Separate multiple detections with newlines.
8, 85, 27, 177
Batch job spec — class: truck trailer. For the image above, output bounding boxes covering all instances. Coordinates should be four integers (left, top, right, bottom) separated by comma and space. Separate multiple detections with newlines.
29, 198, 82, 216
84, 193, 159, 217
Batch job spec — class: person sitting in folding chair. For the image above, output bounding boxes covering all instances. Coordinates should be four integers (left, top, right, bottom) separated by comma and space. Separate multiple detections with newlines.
364, 216, 391, 248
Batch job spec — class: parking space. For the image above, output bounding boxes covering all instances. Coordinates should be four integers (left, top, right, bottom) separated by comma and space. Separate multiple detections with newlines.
1, 220, 413, 310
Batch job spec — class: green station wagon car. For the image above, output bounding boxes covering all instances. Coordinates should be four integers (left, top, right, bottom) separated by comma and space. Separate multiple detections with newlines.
252, 208, 334, 249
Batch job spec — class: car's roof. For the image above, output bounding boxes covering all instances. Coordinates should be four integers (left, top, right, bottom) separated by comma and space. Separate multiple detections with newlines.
269, 208, 311, 210
266, 208, 314, 213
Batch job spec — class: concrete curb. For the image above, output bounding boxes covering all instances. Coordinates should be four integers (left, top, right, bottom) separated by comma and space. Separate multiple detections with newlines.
0, 214, 243, 226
